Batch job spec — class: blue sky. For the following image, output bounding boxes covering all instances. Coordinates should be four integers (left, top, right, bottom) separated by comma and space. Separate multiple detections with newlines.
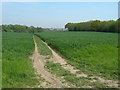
3, 2, 118, 28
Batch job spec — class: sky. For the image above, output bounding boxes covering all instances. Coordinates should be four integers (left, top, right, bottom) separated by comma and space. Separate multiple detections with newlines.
2, 2, 118, 28
2, 0, 120, 2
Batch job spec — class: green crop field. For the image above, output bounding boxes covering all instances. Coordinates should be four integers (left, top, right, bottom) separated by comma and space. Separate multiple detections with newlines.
2, 31, 118, 88
35, 31, 118, 80
2, 32, 40, 88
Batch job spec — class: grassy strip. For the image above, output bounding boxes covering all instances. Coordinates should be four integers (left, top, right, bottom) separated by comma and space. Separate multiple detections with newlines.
2, 32, 41, 88
45, 61, 110, 88
34, 35, 52, 58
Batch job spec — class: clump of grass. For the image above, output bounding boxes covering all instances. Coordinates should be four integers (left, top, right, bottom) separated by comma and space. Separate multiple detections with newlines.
34, 35, 52, 57
90, 81, 111, 88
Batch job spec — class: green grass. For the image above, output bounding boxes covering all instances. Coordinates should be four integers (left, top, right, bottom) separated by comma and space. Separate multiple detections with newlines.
2, 32, 40, 88
34, 35, 52, 58
36, 31, 118, 80
90, 81, 110, 88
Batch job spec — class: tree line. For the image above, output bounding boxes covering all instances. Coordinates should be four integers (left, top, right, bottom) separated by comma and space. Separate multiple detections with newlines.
0, 24, 45, 33
65, 19, 120, 33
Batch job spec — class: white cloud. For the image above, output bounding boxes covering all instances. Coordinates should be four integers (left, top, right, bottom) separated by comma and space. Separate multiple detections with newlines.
2, 0, 120, 2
